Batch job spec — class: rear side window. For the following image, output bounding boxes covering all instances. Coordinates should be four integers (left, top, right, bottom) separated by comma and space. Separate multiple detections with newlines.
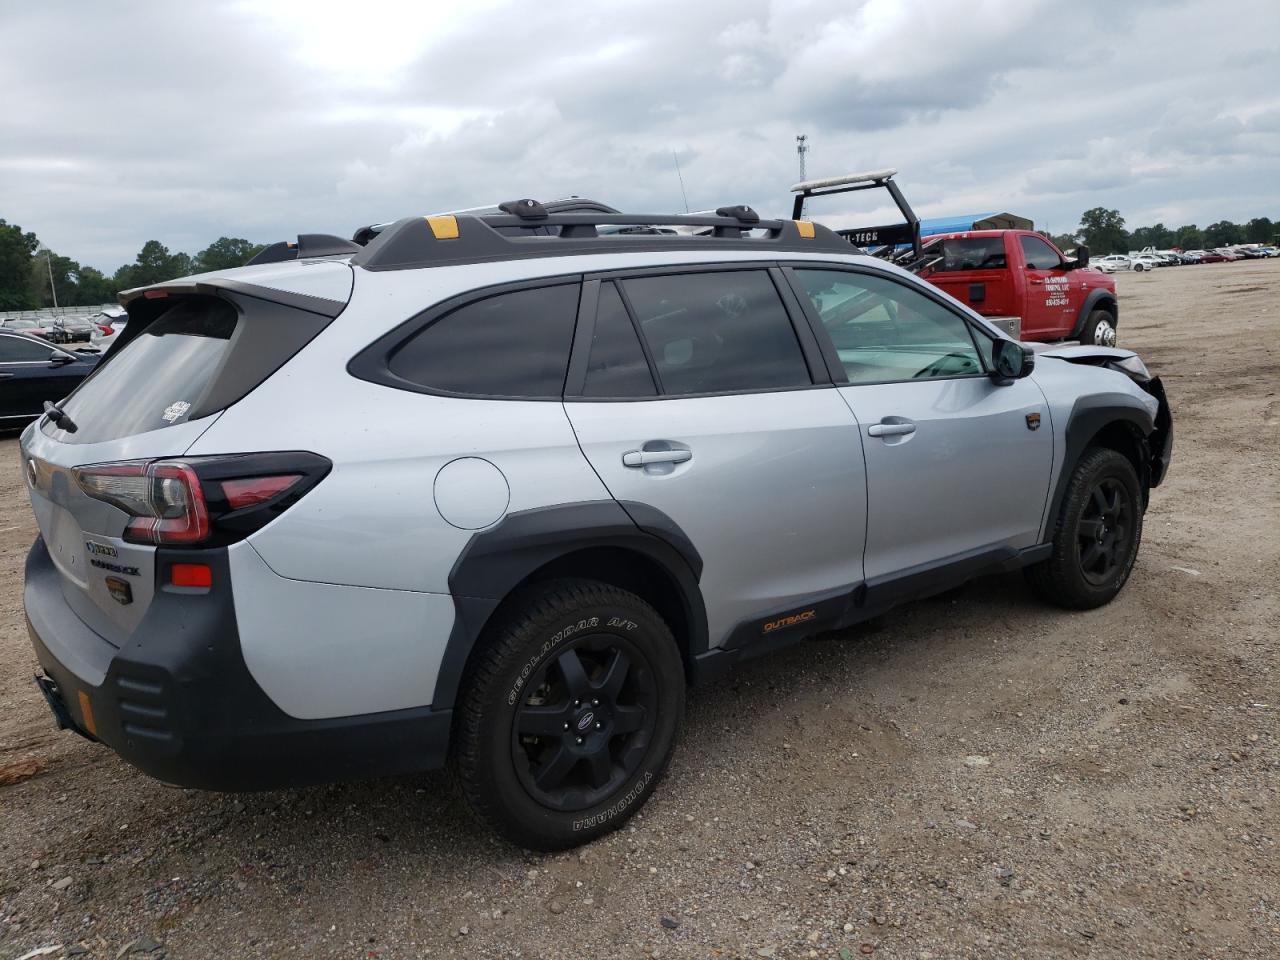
52, 299, 238, 442
386, 284, 579, 398
582, 283, 656, 398
621, 271, 811, 395
928, 237, 1007, 272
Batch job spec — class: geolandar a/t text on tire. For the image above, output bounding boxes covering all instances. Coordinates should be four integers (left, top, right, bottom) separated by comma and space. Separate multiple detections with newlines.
20, 201, 1172, 848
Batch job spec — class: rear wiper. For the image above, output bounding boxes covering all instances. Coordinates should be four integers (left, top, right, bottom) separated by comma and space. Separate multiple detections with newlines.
42, 401, 78, 434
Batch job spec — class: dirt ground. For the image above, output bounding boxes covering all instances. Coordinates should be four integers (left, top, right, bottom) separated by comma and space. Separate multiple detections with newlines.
1, 260, 1276, 960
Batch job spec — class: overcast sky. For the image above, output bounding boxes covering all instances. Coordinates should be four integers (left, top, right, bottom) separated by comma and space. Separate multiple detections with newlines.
2, 0, 1277, 270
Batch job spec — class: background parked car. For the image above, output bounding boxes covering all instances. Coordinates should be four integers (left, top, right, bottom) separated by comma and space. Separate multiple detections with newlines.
45, 317, 96, 344
1096, 254, 1137, 272
0, 331, 100, 426
1, 318, 55, 340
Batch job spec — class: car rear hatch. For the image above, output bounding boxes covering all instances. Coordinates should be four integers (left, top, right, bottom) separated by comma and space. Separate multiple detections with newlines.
21, 261, 352, 647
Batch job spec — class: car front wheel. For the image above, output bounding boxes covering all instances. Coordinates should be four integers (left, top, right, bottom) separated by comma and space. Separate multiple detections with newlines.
453, 579, 684, 850
1025, 447, 1143, 609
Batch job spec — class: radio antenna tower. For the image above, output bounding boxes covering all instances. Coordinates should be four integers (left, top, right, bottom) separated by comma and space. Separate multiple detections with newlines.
796, 134, 809, 181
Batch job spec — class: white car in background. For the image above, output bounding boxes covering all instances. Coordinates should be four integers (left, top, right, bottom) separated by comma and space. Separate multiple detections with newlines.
1092, 255, 1133, 273
1128, 254, 1161, 272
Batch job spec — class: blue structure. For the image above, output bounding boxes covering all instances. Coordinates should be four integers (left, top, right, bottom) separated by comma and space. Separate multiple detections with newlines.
917, 212, 1034, 237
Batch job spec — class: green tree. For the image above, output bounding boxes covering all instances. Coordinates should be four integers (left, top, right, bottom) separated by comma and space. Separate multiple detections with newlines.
29, 250, 118, 307
1129, 223, 1174, 250
1244, 217, 1274, 244
1077, 207, 1129, 254
1202, 220, 1242, 247
0, 218, 40, 310
1173, 225, 1203, 250
114, 240, 192, 289
192, 236, 265, 273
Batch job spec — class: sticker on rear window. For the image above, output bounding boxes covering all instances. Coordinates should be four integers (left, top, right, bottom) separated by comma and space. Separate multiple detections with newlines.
162, 400, 191, 423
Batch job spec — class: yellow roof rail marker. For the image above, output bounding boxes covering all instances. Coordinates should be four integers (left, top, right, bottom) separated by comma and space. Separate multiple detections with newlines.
795, 220, 816, 239
426, 215, 460, 240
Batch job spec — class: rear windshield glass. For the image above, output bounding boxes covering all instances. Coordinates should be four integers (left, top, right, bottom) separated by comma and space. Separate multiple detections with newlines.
925, 237, 1007, 272
48, 299, 238, 443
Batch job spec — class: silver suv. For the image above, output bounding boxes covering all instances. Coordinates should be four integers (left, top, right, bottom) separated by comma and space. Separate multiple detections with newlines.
21, 204, 1172, 849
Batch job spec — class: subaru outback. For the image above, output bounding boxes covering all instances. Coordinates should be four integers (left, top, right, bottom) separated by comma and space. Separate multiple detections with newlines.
21, 203, 1172, 849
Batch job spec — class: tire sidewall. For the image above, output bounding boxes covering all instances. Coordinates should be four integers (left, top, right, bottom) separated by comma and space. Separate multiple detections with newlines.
473, 591, 683, 848
1064, 452, 1143, 602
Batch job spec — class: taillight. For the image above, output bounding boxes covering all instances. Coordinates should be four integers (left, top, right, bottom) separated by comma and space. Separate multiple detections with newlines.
73, 453, 330, 548
222, 474, 301, 510
75, 461, 209, 545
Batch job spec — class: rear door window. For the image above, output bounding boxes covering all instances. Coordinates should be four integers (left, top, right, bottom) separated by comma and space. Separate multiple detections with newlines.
620, 271, 811, 395
581, 282, 657, 398
928, 237, 1007, 271
385, 284, 580, 398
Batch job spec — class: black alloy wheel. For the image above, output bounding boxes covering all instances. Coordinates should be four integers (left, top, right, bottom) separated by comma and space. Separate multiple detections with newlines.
1025, 446, 1145, 610
453, 579, 684, 850
1075, 477, 1134, 586
512, 634, 658, 811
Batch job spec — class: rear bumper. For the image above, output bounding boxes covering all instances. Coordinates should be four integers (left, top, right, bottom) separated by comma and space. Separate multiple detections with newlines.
24, 537, 451, 791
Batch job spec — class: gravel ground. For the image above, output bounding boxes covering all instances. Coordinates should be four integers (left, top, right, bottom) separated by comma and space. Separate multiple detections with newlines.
1, 260, 1277, 960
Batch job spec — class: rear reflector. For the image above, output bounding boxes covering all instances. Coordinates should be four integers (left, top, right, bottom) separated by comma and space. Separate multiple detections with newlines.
221, 474, 301, 510
170, 563, 213, 588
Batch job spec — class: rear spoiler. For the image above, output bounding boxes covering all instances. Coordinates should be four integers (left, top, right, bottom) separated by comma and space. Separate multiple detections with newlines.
790, 169, 922, 260
116, 278, 347, 318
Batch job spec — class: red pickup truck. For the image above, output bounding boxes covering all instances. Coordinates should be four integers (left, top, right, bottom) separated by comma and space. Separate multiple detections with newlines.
789, 172, 1120, 346
917, 230, 1119, 345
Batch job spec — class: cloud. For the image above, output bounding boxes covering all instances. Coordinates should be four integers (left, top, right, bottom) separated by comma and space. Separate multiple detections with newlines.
0, 0, 1277, 270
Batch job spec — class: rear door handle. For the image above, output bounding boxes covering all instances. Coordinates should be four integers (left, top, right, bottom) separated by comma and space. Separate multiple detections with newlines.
0, 373, 13, 379
622, 449, 692, 468
867, 421, 916, 438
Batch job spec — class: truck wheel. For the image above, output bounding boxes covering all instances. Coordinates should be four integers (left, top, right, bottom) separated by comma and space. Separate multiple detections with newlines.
1080, 309, 1117, 346
453, 579, 684, 850
1025, 447, 1143, 610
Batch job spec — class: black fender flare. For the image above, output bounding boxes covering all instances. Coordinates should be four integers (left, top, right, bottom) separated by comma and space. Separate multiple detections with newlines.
431, 500, 707, 709
1070, 288, 1119, 340
1042, 393, 1156, 539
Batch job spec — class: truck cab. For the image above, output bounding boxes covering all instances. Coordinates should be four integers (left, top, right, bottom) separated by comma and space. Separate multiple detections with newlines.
918, 230, 1118, 344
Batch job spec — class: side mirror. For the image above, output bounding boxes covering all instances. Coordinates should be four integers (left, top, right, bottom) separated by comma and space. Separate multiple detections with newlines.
48, 352, 74, 367
1067, 244, 1090, 270
990, 339, 1034, 385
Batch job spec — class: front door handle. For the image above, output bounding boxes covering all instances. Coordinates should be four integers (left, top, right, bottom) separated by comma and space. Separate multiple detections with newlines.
0, 373, 14, 379
867, 421, 916, 438
622, 449, 692, 468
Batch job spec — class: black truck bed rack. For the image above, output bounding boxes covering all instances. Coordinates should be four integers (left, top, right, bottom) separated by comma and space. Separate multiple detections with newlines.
791, 169, 925, 263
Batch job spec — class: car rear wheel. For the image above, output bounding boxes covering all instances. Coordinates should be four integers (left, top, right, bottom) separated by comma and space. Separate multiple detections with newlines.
452, 578, 684, 850
1080, 309, 1118, 347
1025, 447, 1143, 610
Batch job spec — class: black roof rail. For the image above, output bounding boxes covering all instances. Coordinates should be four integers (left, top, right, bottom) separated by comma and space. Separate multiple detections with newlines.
246, 234, 362, 266
350, 209, 852, 272
352, 197, 622, 246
